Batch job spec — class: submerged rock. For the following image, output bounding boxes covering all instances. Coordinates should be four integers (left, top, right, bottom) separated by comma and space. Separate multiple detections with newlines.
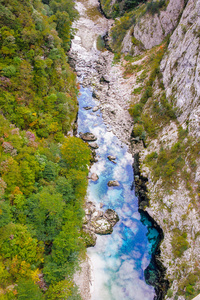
83, 106, 92, 110
107, 180, 120, 187
80, 132, 97, 141
107, 155, 116, 164
92, 106, 99, 112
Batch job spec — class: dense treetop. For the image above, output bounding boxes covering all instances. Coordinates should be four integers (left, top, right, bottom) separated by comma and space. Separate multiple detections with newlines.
0, 0, 90, 299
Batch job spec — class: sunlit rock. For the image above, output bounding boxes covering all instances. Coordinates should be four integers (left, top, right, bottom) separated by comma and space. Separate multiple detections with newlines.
89, 142, 99, 149
104, 209, 119, 226
107, 155, 116, 163
80, 132, 97, 141
92, 106, 99, 112
90, 173, 99, 181
107, 180, 120, 187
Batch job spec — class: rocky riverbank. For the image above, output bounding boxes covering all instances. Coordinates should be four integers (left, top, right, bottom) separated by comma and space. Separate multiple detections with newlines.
70, 0, 188, 299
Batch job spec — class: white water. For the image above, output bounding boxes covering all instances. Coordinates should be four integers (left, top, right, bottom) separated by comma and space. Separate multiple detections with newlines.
71, 1, 158, 298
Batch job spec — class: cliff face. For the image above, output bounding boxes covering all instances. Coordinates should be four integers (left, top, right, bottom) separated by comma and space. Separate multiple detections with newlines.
161, 0, 200, 137
108, 0, 185, 54
133, 0, 184, 50
99, 0, 200, 298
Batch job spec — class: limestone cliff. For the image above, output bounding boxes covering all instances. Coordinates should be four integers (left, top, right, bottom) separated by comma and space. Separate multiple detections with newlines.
99, 0, 200, 298
106, 0, 185, 54
161, 0, 200, 137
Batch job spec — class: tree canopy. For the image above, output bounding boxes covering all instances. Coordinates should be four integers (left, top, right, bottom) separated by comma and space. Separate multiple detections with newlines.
0, 0, 89, 298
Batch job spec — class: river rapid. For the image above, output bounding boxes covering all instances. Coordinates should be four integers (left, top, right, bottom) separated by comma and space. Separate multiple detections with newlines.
70, 1, 161, 299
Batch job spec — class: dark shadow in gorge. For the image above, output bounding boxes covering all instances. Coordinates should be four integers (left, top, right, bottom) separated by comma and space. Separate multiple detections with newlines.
133, 152, 169, 300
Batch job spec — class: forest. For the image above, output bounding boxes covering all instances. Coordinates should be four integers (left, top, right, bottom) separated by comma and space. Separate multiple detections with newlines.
0, 0, 91, 298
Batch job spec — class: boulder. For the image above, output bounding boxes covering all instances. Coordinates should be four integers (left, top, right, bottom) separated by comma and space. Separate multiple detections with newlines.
107, 180, 120, 187
83, 106, 92, 110
104, 209, 119, 227
107, 155, 116, 164
80, 132, 97, 141
92, 90, 100, 99
89, 142, 99, 149
92, 106, 99, 112
90, 173, 99, 181
92, 217, 113, 234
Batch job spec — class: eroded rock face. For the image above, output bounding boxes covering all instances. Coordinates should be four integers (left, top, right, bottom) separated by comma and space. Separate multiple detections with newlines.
161, 0, 200, 136
119, 0, 185, 54
134, 0, 184, 50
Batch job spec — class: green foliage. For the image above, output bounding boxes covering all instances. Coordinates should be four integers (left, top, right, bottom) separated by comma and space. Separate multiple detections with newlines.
100, 0, 147, 17
167, 289, 173, 298
133, 124, 143, 136
97, 35, 105, 51
129, 43, 176, 142
61, 137, 91, 172
171, 230, 189, 257
110, 12, 135, 52
45, 280, 74, 299
2, 65, 16, 77
146, 0, 166, 15
17, 279, 44, 300
0, 0, 87, 299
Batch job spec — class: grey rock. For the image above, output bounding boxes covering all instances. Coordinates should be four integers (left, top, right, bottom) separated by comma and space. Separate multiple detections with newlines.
92, 106, 99, 112
92, 217, 113, 234
89, 142, 99, 149
90, 173, 99, 181
107, 155, 116, 163
80, 132, 97, 141
83, 106, 92, 110
104, 209, 119, 226
161, 0, 200, 137
107, 180, 120, 187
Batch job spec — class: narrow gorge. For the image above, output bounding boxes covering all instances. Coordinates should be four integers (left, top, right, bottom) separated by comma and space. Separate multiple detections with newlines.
70, 0, 200, 299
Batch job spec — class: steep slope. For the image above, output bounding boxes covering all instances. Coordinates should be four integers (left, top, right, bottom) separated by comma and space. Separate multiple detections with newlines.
98, 0, 200, 299
161, 0, 200, 137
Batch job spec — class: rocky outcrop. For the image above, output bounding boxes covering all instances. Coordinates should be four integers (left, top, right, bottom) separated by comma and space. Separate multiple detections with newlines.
161, 0, 200, 136
111, 0, 184, 54
134, 0, 185, 50
83, 202, 119, 243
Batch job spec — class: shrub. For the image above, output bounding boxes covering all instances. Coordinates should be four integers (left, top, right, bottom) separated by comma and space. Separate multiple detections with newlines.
146, 0, 166, 15
129, 103, 142, 118
171, 230, 189, 257
96, 35, 105, 51
2, 65, 16, 77
167, 289, 173, 298
133, 124, 144, 138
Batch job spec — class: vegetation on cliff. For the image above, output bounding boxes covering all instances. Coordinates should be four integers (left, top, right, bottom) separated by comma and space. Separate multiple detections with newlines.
0, 0, 91, 298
